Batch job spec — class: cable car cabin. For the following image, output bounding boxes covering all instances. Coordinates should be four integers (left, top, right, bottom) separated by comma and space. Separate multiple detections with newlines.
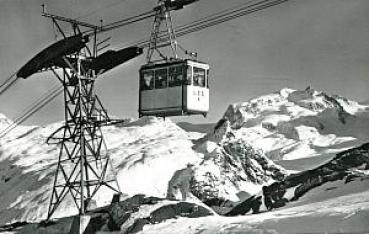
139, 59, 209, 117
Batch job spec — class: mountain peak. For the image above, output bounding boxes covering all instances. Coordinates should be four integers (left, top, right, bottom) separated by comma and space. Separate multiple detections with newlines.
223, 87, 366, 127
218, 88, 369, 160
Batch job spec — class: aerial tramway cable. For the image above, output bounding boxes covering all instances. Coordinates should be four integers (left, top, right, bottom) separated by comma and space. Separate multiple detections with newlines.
164, 0, 264, 36
0, 84, 63, 137
0, 73, 18, 96
178, 0, 286, 34
176, 0, 288, 37
0, 0, 288, 136
117, 0, 287, 49
85, 9, 156, 35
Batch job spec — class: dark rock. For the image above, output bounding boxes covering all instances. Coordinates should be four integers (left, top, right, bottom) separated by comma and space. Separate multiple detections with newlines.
149, 202, 213, 223
107, 195, 213, 233
226, 142, 369, 216
224, 195, 259, 216
108, 194, 164, 230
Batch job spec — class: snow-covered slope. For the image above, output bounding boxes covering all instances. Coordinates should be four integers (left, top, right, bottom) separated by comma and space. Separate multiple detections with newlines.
221, 87, 369, 161
4, 143, 369, 234
0, 117, 202, 225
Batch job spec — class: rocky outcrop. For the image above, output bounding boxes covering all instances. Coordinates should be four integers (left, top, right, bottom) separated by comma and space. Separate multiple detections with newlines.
108, 195, 214, 233
226, 142, 369, 216
190, 120, 287, 206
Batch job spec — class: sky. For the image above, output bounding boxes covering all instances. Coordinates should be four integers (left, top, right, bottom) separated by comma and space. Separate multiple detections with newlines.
0, 0, 368, 125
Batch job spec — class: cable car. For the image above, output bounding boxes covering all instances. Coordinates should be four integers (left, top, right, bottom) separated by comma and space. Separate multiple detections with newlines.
139, 59, 209, 117
139, 0, 210, 118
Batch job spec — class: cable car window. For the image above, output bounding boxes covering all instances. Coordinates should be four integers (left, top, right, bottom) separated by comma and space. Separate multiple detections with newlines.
141, 70, 154, 90
193, 67, 205, 87
169, 66, 183, 87
185, 65, 192, 85
207, 69, 209, 88
155, 68, 168, 89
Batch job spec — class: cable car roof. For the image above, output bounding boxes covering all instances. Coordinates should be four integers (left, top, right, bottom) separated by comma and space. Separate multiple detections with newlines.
140, 59, 209, 70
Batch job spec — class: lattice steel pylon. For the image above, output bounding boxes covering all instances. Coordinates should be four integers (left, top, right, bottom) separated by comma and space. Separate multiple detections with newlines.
42, 11, 121, 220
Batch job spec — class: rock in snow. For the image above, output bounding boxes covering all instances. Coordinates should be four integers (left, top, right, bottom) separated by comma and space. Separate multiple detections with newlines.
0, 195, 215, 234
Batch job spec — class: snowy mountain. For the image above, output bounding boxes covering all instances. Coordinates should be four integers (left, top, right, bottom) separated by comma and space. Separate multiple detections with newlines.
183, 87, 369, 206
1, 87, 369, 233
221, 87, 369, 161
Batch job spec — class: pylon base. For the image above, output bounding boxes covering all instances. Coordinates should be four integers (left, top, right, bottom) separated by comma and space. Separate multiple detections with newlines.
69, 215, 91, 234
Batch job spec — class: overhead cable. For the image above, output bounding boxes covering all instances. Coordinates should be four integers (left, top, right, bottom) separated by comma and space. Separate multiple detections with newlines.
0, 73, 18, 96
121, 0, 288, 48
0, 0, 289, 137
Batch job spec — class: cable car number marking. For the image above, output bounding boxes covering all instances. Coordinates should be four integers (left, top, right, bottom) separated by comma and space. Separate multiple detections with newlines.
193, 90, 204, 96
